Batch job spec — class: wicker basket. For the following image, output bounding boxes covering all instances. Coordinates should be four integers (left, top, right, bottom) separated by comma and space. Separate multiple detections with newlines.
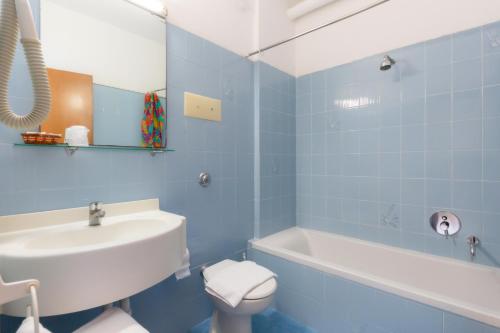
21, 132, 62, 145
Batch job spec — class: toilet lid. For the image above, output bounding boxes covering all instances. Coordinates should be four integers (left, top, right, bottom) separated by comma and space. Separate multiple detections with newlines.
203, 260, 277, 300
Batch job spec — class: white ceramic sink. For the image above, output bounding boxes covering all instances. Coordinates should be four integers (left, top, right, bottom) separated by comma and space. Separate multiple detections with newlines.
0, 199, 187, 317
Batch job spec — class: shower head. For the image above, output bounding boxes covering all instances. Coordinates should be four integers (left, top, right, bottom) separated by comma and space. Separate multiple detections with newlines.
380, 55, 396, 71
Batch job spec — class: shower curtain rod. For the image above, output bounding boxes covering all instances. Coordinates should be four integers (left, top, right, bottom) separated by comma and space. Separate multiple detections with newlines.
247, 0, 391, 57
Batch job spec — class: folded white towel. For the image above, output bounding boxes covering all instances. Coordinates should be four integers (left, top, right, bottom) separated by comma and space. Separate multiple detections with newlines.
205, 261, 276, 308
175, 249, 191, 280
16, 317, 51, 333
74, 308, 148, 333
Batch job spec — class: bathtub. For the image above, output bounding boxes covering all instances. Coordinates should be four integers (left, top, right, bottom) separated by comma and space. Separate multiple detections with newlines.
250, 227, 500, 328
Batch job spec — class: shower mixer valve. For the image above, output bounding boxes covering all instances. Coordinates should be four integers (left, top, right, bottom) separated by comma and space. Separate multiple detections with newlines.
430, 211, 461, 239
430, 212, 480, 261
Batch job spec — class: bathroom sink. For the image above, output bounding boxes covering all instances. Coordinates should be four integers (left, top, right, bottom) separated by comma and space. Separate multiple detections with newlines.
0, 199, 187, 317
17, 219, 173, 250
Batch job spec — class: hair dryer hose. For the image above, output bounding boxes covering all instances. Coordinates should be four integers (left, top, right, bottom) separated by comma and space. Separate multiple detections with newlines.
0, 0, 51, 130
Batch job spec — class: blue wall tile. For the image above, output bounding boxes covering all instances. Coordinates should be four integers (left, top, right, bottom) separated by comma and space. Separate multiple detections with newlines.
380, 152, 400, 178
427, 65, 451, 95
454, 150, 482, 180
443, 313, 491, 333
401, 179, 424, 205
485, 117, 500, 149
1, 9, 254, 331
453, 58, 482, 91
454, 89, 482, 120
426, 123, 451, 151
401, 72, 425, 102
402, 124, 424, 151
395, 99, 414, 123
453, 181, 482, 210
426, 93, 451, 124
296, 22, 500, 267
258, 62, 296, 237
402, 152, 425, 178
453, 28, 482, 62
484, 53, 500, 86
485, 150, 500, 181
484, 22, 500, 55
359, 129, 379, 153
483, 182, 500, 213
485, 85, 500, 118
426, 36, 452, 68
453, 119, 482, 150
251, 248, 500, 333
425, 149, 452, 177
401, 204, 425, 232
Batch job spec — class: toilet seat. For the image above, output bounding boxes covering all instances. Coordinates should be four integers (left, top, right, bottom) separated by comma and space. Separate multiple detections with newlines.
203, 260, 277, 300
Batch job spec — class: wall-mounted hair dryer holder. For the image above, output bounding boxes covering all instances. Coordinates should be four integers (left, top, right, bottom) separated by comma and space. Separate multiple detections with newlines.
0, 0, 51, 129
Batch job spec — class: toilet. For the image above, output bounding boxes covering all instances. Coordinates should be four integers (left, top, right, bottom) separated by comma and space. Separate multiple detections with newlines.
203, 260, 277, 333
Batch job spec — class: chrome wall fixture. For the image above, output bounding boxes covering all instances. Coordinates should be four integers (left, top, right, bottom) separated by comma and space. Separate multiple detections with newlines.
199, 172, 210, 187
467, 236, 480, 260
379, 55, 396, 71
430, 212, 482, 261
430, 211, 461, 238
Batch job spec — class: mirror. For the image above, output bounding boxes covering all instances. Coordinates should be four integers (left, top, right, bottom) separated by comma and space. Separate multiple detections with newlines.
39, 0, 166, 148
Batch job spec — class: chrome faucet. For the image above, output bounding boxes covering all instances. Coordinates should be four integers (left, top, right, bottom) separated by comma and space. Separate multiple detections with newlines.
89, 202, 105, 226
467, 235, 480, 260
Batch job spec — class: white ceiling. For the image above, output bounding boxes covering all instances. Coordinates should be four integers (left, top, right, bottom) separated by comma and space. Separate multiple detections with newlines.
288, 0, 304, 8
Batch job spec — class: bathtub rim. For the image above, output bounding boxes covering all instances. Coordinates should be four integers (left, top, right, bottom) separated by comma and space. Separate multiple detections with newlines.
250, 227, 500, 329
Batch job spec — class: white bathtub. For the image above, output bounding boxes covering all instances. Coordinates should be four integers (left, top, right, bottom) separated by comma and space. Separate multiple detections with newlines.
250, 227, 500, 328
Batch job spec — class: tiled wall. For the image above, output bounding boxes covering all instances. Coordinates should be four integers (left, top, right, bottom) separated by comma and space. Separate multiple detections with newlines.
251, 249, 500, 333
3, 1, 500, 331
0, 1, 254, 331
257, 62, 296, 237
296, 21, 500, 267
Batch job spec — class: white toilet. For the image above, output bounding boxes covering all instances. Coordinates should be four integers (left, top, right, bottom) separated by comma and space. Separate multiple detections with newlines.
203, 260, 277, 333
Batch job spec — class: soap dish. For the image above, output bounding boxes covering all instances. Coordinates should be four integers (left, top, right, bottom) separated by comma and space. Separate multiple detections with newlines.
21, 132, 62, 145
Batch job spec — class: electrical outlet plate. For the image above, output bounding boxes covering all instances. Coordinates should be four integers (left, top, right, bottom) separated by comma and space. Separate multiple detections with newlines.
184, 92, 221, 121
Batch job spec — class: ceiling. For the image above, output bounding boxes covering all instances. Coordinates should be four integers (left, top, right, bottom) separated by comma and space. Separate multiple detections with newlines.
288, 0, 304, 8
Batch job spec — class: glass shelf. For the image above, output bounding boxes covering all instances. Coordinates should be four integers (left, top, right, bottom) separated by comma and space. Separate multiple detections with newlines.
13, 143, 174, 156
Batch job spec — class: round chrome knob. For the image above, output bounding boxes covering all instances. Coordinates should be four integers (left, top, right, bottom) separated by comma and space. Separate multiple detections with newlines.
199, 172, 210, 187
440, 221, 450, 231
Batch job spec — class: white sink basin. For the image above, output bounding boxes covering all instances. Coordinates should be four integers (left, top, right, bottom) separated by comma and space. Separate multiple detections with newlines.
0, 199, 187, 317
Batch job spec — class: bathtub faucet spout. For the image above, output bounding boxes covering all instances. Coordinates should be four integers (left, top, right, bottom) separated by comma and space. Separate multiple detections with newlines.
467, 236, 479, 260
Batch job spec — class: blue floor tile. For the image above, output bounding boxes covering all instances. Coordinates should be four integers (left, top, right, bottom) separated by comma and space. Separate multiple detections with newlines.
189, 308, 316, 333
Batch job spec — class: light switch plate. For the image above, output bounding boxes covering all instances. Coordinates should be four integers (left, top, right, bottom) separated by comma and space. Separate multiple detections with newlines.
184, 92, 221, 121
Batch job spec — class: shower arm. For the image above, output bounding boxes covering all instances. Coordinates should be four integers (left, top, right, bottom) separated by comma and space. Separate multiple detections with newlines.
248, 0, 391, 57
0, 0, 51, 129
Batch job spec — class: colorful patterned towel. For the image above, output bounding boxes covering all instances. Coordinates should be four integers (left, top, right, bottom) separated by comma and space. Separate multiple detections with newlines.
142, 92, 165, 148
